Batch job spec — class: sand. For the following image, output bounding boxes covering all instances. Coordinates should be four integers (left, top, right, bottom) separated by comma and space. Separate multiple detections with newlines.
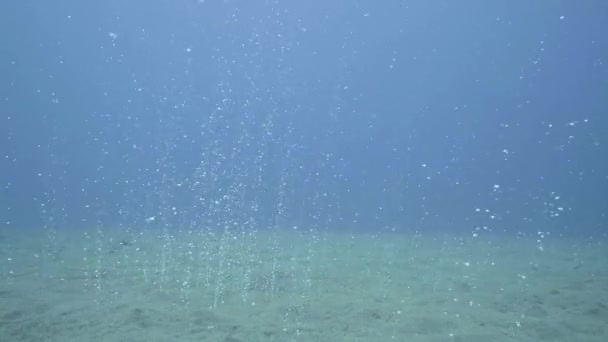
0, 226, 606, 341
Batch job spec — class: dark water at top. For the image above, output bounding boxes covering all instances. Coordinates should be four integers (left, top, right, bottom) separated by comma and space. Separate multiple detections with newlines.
1, 0, 607, 237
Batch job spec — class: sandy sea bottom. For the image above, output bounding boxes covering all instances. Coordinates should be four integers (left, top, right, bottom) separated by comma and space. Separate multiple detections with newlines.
0, 226, 606, 342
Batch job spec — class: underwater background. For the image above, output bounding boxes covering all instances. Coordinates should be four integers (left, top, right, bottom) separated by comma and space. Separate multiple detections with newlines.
1, 1, 607, 341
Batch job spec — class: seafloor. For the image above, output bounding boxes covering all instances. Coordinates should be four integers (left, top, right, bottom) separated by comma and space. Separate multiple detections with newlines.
0, 226, 606, 341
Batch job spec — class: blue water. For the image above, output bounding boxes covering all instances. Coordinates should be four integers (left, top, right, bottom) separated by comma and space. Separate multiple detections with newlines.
1, 0, 607, 236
